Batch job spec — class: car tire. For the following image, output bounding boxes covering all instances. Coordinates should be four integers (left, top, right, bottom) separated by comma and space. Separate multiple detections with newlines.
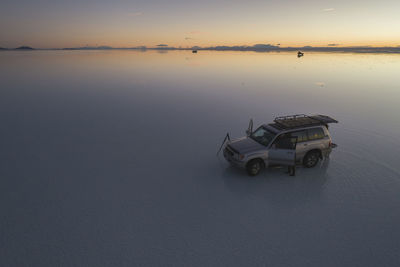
303, 151, 320, 168
246, 159, 264, 176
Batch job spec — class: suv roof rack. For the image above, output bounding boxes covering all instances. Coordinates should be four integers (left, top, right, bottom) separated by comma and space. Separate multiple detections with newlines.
270, 114, 338, 130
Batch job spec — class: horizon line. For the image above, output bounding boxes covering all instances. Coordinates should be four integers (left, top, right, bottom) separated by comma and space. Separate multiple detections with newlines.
2, 44, 400, 53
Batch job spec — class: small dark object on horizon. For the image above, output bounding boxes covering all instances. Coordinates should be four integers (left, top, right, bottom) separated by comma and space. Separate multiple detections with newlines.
192, 50, 198, 53
297, 51, 304, 57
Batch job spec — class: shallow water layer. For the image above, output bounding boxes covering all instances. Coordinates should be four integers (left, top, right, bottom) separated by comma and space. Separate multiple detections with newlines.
1, 50, 400, 266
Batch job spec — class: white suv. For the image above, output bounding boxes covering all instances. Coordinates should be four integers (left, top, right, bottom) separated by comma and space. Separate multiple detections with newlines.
223, 114, 338, 176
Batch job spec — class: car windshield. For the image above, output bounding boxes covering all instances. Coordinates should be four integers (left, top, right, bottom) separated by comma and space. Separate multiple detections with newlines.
250, 126, 276, 146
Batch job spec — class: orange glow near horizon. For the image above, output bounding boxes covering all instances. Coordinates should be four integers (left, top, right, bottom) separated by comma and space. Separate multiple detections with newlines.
1, 0, 400, 49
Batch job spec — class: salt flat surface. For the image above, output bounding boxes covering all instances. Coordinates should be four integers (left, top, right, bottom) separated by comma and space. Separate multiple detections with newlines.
1, 50, 400, 266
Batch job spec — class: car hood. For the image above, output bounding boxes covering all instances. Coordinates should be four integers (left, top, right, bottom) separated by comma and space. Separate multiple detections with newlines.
228, 137, 265, 154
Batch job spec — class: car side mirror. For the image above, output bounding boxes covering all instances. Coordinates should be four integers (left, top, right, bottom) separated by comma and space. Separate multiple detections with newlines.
246, 118, 253, 136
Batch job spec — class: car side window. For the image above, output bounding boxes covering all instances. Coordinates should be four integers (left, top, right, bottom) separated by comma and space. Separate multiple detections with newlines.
290, 130, 308, 143
307, 127, 325, 140
273, 134, 297, 149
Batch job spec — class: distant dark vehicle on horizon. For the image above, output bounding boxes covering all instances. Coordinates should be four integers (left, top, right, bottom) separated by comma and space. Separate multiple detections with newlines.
220, 114, 338, 176
192, 50, 198, 53
297, 51, 304, 57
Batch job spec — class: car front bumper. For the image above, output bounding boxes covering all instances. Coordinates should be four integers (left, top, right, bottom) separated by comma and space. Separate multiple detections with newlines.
223, 147, 246, 168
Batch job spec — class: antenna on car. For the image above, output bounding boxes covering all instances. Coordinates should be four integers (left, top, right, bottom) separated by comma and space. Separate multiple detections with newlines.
216, 133, 231, 156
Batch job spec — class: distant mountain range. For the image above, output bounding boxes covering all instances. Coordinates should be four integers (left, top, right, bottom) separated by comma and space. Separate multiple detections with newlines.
0, 46, 35, 50
62, 46, 112, 50
58, 44, 400, 53
203, 45, 400, 53
1, 45, 400, 53
15, 46, 34, 50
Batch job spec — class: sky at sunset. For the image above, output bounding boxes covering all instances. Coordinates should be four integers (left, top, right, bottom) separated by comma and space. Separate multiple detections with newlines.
1, 0, 400, 48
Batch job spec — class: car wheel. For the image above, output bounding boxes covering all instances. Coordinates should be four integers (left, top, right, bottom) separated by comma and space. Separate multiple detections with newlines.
303, 151, 320, 168
246, 159, 264, 176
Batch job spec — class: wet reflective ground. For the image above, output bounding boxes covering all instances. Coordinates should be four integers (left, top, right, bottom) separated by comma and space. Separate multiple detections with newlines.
1, 50, 400, 266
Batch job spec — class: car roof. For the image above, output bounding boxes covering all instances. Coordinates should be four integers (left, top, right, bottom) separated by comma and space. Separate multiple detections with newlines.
263, 124, 325, 134
261, 114, 337, 132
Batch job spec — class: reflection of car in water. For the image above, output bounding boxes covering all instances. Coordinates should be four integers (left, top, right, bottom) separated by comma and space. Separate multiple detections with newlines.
222, 114, 338, 176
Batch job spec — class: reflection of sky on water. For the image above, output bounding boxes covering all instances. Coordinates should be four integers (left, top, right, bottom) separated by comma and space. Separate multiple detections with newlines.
1, 50, 400, 266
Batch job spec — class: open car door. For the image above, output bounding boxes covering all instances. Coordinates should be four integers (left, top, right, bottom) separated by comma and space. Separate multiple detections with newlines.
268, 136, 297, 166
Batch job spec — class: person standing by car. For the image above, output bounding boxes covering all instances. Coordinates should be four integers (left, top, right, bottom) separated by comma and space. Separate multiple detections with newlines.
274, 133, 297, 176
